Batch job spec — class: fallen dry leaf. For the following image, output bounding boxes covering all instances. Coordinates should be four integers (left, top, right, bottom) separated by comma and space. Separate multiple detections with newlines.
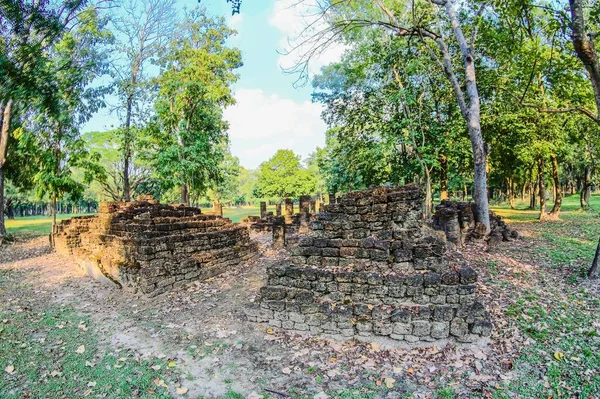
282, 367, 292, 375
5, 365, 15, 374
176, 386, 188, 395
87, 381, 96, 387
75, 345, 86, 354
153, 378, 168, 389
384, 377, 395, 388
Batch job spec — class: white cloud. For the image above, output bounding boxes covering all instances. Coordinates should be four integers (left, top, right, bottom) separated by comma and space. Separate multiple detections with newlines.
228, 13, 244, 29
269, 0, 347, 78
224, 88, 326, 169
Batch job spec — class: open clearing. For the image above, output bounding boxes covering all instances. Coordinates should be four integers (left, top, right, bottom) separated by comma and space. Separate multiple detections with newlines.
5, 205, 278, 237
1, 195, 599, 399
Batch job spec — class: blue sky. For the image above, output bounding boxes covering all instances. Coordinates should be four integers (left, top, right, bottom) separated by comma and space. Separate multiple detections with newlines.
85, 0, 337, 169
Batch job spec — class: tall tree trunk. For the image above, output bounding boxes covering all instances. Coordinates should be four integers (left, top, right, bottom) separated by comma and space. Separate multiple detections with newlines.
0, 99, 12, 238
507, 177, 515, 209
123, 95, 134, 202
549, 154, 562, 218
569, 0, 600, 118
588, 236, 600, 278
529, 166, 537, 209
424, 167, 432, 219
444, 1, 490, 234
181, 184, 189, 204
581, 165, 591, 210
538, 157, 547, 220
521, 180, 527, 202
439, 154, 448, 201
51, 193, 57, 228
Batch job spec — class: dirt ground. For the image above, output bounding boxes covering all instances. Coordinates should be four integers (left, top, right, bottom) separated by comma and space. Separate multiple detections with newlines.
0, 226, 598, 398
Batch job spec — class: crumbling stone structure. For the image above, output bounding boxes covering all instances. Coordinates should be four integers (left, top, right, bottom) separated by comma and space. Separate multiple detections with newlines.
248, 185, 492, 343
272, 217, 286, 249
433, 200, 518, 246
260, 202, 267, 219
52, 200, 258, 296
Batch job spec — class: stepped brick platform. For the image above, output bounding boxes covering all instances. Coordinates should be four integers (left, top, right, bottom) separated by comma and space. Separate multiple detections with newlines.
247, 185, 492, 343
52, 200, 258, 296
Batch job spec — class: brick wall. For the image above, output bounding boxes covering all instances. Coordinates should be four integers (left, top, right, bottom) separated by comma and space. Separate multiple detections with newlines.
52, 200, 258, 296
248, 185, 492, 343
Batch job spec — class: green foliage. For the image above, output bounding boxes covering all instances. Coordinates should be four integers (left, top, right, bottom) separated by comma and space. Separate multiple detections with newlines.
29, 8, 110, 205
254, 150, 317, 199
142, 7, 242, 198
312, 28, 467, 196
207, 149, 242, 204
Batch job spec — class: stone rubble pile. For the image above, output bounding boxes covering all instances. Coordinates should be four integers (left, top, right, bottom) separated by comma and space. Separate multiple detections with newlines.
247, 185, 492, 343
433, 200, 518, 246
52, 199, 258, 296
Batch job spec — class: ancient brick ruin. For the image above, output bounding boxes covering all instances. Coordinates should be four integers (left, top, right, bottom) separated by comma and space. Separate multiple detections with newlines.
433, 200, 518, 247
52, 199, 258, 296
248, 185, 492, 343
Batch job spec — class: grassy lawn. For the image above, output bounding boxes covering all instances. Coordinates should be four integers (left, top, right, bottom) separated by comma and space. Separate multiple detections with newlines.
4, 206, 280, 237
492, 194, 600, 275
489, 194, 600, 398
5, 214, 93, 237
221, 205, 278, 223
0, 269, 172, 399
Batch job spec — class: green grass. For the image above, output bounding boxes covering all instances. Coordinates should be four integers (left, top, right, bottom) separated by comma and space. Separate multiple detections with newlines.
0, 281, 171, 397
491, 194, 600, 275
4, 205, 281, 236
496, 290, 600, 398
203, 205, 279, 223
489, 194, 600, 398
5, 213, 92, 236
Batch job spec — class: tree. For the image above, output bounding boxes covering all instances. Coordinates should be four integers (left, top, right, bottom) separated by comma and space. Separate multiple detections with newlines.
32, 8, 110, 227
110, 0, 177, 201
207, 149, 241, 205
0, 0, 98, 238
288, 0, 492, 233
83, 129, 156, 201
143, 8, 242, 204
237, 167, 260, 205
255, 150, 317, 199
313, 27, 466, 216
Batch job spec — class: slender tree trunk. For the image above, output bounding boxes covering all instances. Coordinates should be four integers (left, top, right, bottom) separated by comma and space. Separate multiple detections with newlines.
538, 157, 547, 220
507, 177, 515, 209
424, 167, 432, 219
443, 1, 490, 234
51, 193, 57, 228
440, 154, 448, 201
521, 180, 527, 202
569, 0, 600, 118
181, 184, 189, 204
0, 99, 12, 238
529, 166, 537, 210
581, 165, 591, 210
549, 154, 562, 218
588, 236, 600, 278
123, 95, 134, 202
